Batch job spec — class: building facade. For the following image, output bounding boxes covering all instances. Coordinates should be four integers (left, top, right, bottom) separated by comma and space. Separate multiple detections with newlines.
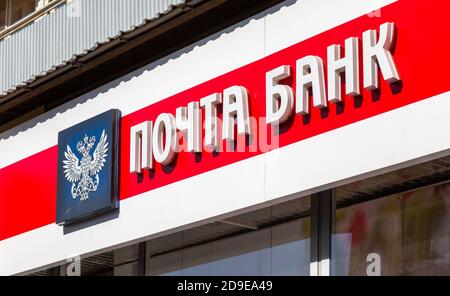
0, 0, 449, 276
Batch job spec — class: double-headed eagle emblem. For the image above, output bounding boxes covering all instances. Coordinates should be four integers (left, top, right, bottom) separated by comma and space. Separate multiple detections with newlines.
63, 130, 108, 201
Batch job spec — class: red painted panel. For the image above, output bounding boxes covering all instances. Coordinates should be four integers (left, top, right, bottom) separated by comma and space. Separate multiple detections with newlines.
0, 0, 449, 241
0, 147, 58, 240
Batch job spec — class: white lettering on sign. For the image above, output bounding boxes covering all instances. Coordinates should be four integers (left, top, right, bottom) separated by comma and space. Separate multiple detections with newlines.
296, 55, 328, 114
327, 37, 360, 102
129, 22, 400, 173
266, 65, 294, 125
200, 93, 222, 150
176, 101, 202, 153
222, 86, 252, 142
130, 121, 152, 173
153, 113, 178, 166
363, 22, 400, 90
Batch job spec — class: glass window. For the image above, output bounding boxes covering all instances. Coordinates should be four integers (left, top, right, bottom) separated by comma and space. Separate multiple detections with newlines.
147, 217, 311, 276
9, 0, 36, 25
332, 181, 450, 275
0, 0, 6, 30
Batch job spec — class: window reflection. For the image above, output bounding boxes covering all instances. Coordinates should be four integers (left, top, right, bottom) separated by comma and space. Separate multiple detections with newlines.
10, 0, 36, 24
0, 0, 6, 30
147, 218, 311, 276
333, 181, 450, 275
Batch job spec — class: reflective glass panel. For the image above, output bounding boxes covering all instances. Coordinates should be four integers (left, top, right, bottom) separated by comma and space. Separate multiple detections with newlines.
0, 0, 6, 30
147, 217, 311, 276
333, 182, 450, 275
10, 0, 36, 25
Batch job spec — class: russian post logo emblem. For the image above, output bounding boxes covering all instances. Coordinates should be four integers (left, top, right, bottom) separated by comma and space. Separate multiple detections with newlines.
56, 109, 120, 225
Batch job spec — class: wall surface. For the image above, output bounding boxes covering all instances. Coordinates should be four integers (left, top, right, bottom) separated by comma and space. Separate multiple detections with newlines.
0, 0, 185, 95
1, 0, 449, 275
